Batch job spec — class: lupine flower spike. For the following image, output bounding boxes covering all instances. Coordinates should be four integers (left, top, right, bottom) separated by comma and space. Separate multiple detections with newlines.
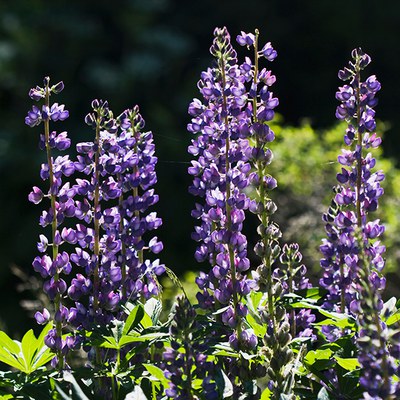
188, 27, 255, 349
321, 48, 400, 397
27, 77, 74, 369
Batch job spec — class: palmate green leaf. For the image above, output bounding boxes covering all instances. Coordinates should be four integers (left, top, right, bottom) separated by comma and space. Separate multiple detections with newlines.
111, 320, 125, 346
318, 309, 355, 326
0, 331, 26, 371
119, 332, 168, 347
143, 364, 169, 389
213, 343, 239, 358
248, 291, 266, 312
304, 348, 333, 362
21, 329, 38, 373
0, 331, 20, 354
144, 298, 162, 325
140, 311, 154, 329
0, 346, 25, 371
386, 312, 400, 326
246, 313, 266, 337
123, 304, 145, 335
260, 387, 271, 399
383, 297, 400, 326
297, 287, 327, 301
31, 341, 53, 371
0, 323, 53, 374
97, 336, 119, 349
333, 356, 360, 371
289, 300, 320, 311
304, 348, 334, 371
314, 318, 354, 330
98, 332, 168, 349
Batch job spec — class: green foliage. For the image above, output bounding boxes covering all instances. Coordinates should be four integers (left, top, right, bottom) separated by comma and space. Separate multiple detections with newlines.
0, 322, 53, 374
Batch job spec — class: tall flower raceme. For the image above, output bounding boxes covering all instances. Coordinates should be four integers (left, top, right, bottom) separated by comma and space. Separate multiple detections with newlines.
26, 77, 73, 369
67, 101, 165, 335
320, 48, 400, 398
188, 27, 256, 350
320, 49, 383, 314
235, 31, 304, 398
115, 106, 165, 303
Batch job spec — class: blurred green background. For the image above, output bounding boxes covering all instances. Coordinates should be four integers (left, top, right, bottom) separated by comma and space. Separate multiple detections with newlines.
1, 0, 400, 336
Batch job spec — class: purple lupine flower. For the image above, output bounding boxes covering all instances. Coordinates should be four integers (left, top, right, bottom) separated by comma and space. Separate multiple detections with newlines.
236, 31, 255, 47
27, 77, 76, 369
25, 105, 43, 127
321, 48, 400, 397
66, 102, 164, 336
188, 27, 255, 342
35, 308, 51, 325
320, 49, 384, 313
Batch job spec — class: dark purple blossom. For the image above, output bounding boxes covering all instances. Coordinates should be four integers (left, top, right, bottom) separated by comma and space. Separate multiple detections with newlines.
188, 27, 254, 333
66, 102, 165, 333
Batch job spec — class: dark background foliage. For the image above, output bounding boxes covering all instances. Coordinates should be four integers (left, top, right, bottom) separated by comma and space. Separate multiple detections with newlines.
1, 0, 400, 335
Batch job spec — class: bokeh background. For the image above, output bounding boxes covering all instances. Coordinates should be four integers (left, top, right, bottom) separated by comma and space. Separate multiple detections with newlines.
1, 0, 400, 336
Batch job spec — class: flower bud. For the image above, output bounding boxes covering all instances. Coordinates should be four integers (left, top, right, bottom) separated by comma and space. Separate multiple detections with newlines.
51, 81, 65, 94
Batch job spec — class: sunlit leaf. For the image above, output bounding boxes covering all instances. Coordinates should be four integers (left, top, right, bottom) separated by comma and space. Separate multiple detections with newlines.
143, 364, 169, 389
144, 298, 162, 325
260, 387, 271, 399
21, 329, 37, 373
386, 311, 400, 326
246, 313, 266, 337
334, 356, 360, 371
0, 331, 20, 354
123, 305, 145, 335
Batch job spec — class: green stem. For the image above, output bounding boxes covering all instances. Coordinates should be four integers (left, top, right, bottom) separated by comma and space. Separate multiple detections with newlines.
252, 31, 275, 328
111, 376, 117, 400
93, 118, 102, 367
184, 340, 194, 400
133, 184, 143, 265
93, 121, 101, 312
118, 186, 127, 300
353, 59, 390, 397
373, 310, 390, 392
355, 68, 363, 229
288, 266, 296, 338
340, 262, 345, 313
44, 80, 63, 370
